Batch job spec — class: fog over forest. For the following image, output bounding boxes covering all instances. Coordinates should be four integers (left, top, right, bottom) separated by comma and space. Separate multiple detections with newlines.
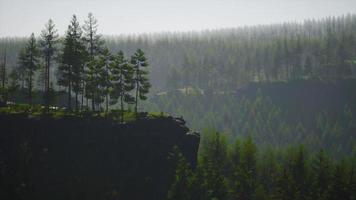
0, 1, 355, 200
1, 0, 356, 37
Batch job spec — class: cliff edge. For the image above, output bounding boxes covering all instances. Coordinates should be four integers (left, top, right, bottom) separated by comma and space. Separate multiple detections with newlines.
0, 112, 200, 200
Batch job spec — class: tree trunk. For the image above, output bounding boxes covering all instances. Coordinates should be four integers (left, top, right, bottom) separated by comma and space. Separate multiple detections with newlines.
135, 68, 139, 116
105, 93, 108, 113
81, 81, 84, 111
120, 91, 124, 123
29, 72, 32, 106
68, 81, 72, 111
45, 57, 50, 109
75, 92, 78, 112
92, 99, 95, 111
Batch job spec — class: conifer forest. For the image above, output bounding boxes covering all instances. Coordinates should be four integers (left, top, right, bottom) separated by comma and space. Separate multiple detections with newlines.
0, 1, 355, 199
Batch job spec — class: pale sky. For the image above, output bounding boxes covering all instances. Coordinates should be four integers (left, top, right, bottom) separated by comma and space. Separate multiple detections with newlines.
0, 0, 356, 37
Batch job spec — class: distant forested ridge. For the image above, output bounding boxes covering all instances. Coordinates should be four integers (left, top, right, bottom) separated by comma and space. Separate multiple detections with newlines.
145, 79, 356, 158
0, 14, 355, 158
1, 14, 356, 91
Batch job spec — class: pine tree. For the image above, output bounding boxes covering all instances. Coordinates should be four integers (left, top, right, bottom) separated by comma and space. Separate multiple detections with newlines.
130, 49, 151, 116
83, 12, 104, 110
85, 58, 103, 110
199, 130, 228, 200
58, 15, 87, 111
98, 48, 112, 112
17, 49, 28, 90
239, 136, 257, 200
167, 146, 193, 200
110, 50, 134, 122
0, 46, 7, 102
0, 47, 6, 89
40, 19, 58, 109
229, 139, 243, 199
330, 161, 349, 200
311, 149, 332, 200
19, 33, 40, 106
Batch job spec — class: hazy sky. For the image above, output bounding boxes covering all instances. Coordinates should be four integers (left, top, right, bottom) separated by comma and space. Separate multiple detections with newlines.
1, 0, 356, 37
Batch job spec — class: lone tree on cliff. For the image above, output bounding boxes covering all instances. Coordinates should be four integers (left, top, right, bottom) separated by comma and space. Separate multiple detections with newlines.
130, 49, 151, 116
18, 33, 40, 106
40, 19, 58, 109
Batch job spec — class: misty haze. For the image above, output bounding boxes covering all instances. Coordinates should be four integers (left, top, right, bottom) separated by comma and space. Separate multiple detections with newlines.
0, 0, 355, 200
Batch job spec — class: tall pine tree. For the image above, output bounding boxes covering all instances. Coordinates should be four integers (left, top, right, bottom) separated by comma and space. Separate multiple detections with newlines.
40, 19, 58, 109
58, 15, 87, 111
110, 50, 134, 122
19, 33, 40, 106
130, 49, 151, 116
83, 12, 104, 110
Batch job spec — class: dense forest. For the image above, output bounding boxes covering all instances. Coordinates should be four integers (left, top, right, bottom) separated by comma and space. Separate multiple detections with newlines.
0, 9, 355, 200
144, 79, 356, 159
169, 130, 355, 200
1, 14, 356, 91
0, 14, 355, 157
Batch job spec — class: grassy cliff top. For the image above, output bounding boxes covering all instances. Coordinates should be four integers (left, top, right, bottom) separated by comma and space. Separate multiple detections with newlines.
0, 103, 167, 123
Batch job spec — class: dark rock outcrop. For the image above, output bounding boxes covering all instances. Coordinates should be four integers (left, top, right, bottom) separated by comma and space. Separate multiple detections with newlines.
0, 113, 200, 200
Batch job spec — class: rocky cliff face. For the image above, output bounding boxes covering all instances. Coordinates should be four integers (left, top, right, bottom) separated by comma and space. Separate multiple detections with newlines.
0, 113, 200, 200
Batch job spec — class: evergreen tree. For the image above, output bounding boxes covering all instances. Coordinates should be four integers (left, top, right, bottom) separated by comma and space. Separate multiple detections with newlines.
110, 50, 134, 122
229, 139, 243, 199
85, 57, 103, 110
40, 19, 58, 109
58, 15, 87, 111
311, 149, 332, 200
167, 146, 194, 200
330, 161, 350, 200
130, 49, 151, 115
83, 12, 104, 109
0, 46, 7, 102
239, 136, 257, 200
258, 148, 279, 199
98, 48, 112, 112
199, 130, 228, 200
19, 33, 40, 106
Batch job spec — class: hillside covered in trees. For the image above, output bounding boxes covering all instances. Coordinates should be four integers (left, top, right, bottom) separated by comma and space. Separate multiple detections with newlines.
145, 79, 356, 159
1, 14, 356, 92
0, 11, 355, 200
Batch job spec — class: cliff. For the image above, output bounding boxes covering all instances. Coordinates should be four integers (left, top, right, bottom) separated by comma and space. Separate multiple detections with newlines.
0, 112, 200, 200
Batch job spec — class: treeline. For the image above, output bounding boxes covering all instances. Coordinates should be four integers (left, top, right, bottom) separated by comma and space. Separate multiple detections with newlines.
0, 13, 151, 116
2, 14, 356, 92
168, 130, 355, 200
107, 14, 356, 91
